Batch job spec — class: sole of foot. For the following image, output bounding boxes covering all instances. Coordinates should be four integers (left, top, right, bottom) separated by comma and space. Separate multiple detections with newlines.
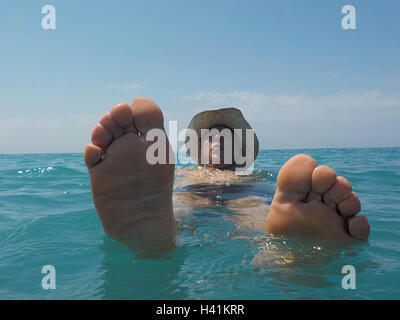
84, 97, 176, 255
266, 154, 370, 242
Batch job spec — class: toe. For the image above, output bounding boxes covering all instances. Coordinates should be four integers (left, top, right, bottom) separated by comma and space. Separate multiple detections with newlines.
338, 192, 361, 216
307, 165, 337, 202
91, 124, 113, 148
275, 154, 317, 202
130, 97, 164, 136
348, 215, 370, 240
84, 144, 103, 169
110, 103, 136, 130
99, 112, 124, 139
312, 165, 337, 193
323, 176, 352, 209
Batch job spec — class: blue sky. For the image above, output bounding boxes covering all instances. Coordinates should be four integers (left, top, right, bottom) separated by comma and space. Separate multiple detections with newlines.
0, 0, 399, 153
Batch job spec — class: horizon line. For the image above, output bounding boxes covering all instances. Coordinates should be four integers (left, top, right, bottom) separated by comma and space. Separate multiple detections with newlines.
0, 146, 399, 156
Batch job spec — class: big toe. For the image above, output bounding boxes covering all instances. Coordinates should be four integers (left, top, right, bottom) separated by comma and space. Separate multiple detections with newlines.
275, 154, 317, 202
130, 97, 165, 136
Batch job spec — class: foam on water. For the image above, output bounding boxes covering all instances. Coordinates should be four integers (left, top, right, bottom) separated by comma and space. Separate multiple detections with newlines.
0, 148, 399, 299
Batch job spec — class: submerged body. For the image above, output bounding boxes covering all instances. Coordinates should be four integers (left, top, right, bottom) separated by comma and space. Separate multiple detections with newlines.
173, 166, 271, 233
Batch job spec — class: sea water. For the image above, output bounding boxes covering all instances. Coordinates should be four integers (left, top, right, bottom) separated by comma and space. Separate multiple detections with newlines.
0, 148, 399, 299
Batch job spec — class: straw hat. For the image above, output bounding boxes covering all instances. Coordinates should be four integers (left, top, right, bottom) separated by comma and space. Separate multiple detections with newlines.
185, 107, 259, 166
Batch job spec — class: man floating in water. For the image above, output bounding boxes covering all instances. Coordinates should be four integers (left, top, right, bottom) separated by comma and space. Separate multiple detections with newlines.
83, 97, 370, 254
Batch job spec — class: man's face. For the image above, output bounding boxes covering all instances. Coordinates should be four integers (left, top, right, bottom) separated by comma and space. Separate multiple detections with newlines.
201, 125, 234, 169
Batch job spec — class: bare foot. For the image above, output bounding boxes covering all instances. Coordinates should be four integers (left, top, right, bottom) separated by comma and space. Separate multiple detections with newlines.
84, 97, 176, 254
266, 154, 370, 242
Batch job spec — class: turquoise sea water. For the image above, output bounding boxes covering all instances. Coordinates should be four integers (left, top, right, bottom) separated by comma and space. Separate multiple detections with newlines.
0, 148, 399, 299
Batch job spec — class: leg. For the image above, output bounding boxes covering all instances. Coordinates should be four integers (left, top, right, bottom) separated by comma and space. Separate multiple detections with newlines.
266, 154, 370, 242
84, 98, 176, 254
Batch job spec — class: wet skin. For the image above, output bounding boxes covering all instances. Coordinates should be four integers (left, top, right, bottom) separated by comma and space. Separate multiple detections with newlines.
84, 97, 370, 254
